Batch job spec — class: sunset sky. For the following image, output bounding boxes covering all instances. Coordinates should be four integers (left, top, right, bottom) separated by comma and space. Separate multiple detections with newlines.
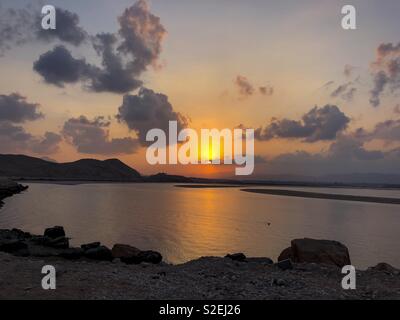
1, 0, 400, 178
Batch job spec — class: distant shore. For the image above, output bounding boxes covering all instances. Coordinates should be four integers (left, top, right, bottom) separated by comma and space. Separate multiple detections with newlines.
241, 188, 400, 205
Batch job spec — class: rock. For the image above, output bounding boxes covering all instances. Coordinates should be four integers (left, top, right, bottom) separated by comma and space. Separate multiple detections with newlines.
111, 244, 141, 259
44, 226, 65, 239
11, 228, 31, 239
369, 263, 399, 274
59, 248, 84, 260
290, 238, 351, 267
278, 247, 293, 262
81, 242, 101, 251
47, 236, 69, 249
120, 250, 163, 265
247, 257, 274, 264
0, 240, 28, 253
276, 259, 293, 271
138, 250, 163, 264
84, 245, 113, 261
225, 253, 247, 262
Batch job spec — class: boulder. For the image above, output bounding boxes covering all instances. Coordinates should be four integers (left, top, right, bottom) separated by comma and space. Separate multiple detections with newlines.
281, 238, 351, 267
277, 247, 293, 262
84, 245, 113, 261
47, 236, 69, 249
0, 239, 28, 253
276, 259, 293, 271
112, 244, 141, 259
138, 250, 163, 264
225, 253, 247, 262
81, 242, 101, 251
368, 263, 399, 274
44, 226, 65, 239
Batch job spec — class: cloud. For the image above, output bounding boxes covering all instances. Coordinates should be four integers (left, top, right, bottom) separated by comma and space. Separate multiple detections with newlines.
0, 93, 43, 122
370, 119, 400, 142
62, 116, 139, 155
257, 135, 398, 177
36, 8, 87, 46
116, 87, 189, 145
0, 121, 61, 155
0, 5, 87, 56
234, 75, 255, 97
259, 86, 274, 96
344, 64, 356, 78
33, 1, 166, 94
369, 42, 400, 107
255, 105, 350, 142
234, 75, 274, 98
330, 82, 357, 101
394, 104, 400, 114
33, 46, 91, 87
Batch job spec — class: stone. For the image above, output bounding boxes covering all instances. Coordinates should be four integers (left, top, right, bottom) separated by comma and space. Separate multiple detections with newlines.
81, 242, 101, 251
111, 244, 141, 259
84, 245, 113, 261
291, 238, 351, 267
138, 250, 163, 264
44, 226, 65, 239
0, 240, 28, 253
225, 253, 247, 262
47, 236, 69, 249
278, 247, 293, 262
369, 263, 399, 274
276, 259, 293, 270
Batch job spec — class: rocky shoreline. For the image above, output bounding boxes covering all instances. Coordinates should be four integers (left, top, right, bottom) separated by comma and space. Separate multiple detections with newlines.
0, 226, 399, 299
0, 179, 28, 209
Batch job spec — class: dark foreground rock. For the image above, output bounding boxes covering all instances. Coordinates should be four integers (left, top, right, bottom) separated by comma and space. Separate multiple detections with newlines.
0, 179, 28, 209
278, 238, 351, 267
0, 228, 162, 265
0, 253, 399, 300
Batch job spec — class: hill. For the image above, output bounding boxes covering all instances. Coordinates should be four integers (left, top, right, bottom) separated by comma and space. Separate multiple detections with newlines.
0, 154, 142, 181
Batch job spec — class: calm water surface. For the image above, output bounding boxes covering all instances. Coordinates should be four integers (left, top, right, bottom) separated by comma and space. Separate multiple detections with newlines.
1, 183, 399, 269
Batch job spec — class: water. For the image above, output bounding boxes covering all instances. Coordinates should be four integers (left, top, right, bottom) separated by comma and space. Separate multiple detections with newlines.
1, 183, 399, 269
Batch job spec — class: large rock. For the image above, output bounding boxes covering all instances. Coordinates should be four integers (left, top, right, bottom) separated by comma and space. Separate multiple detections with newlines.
0, 239, 28, 253
225, 253, 246, 262
44, 226, 65, 239
112, 244, 141, 259
138, 250, 163, 264
81, 242, 101, 251
59, 248, 84, 260
278, 238, 351, 267
84, 245, 113, 261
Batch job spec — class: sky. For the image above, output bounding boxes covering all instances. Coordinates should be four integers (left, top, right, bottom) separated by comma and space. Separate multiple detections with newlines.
1, 0, 400, 178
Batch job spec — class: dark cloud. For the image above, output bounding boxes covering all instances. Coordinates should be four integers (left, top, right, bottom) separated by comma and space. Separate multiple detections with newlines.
259, 86, 274, 96
370, 42, 400, 107
330, 82, 357, 101
256, 135, 397, 177
255, 105, 350, 142
0, 5, 87, 56
0, 93, 43, 122
33, 1, 166, 94
116, 88, 189, 145
234, 75, 254, 97
62, 116, 139, 155
117, 0, 166, 74
36, 8, 87, 46
344, 64, 356, 78
394, 104, 400, 114
33, 45, 91, 87
0, 121, 61, 155
370, 119, 400, 142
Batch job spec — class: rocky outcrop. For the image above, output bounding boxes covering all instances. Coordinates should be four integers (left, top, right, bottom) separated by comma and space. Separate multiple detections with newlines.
0, 179, 28, 209
225, 253, 246, 262
0, 227, 163, 264
278, 238, 351, 267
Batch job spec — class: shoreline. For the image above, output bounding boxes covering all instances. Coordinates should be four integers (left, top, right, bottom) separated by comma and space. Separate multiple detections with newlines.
241, 188, 400, 205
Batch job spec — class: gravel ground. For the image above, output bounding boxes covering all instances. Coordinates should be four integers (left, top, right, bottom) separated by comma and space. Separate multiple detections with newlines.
1, 253, 399, 300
